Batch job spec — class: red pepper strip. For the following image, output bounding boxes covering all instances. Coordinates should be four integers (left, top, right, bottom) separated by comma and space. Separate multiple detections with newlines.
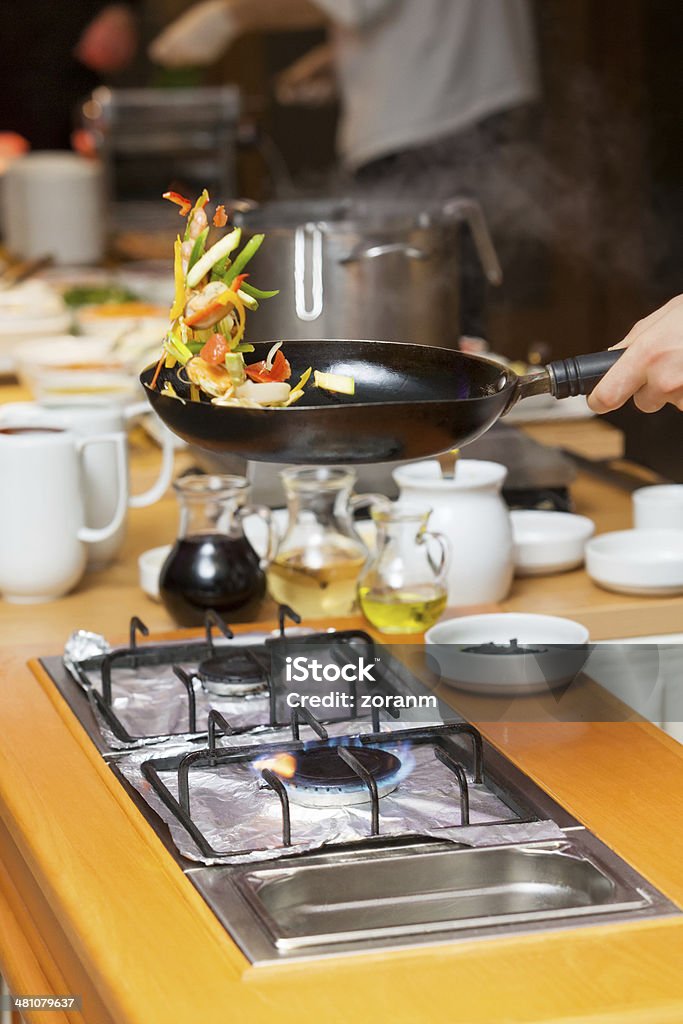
213, 204, 228, 228
245, 349, 291, 383
231, 273, 249, 291
199, 333, 229, 365
163, 191, 192, 216
150, 352, 166, 389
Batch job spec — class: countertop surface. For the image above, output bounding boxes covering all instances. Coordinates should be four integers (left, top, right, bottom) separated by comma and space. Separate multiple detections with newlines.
1, 385, 683, 1024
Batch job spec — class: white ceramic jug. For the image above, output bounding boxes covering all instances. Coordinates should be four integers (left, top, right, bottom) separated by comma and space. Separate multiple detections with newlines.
0, 426, 127, 602
392, 459, 514, 606
0, 402, 175, 568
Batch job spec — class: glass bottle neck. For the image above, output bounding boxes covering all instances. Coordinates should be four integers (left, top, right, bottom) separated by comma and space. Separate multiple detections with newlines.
176, 492, 245, 538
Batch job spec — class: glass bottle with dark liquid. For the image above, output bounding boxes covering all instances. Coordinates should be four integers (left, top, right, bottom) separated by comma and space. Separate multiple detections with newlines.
160, 475, 276, 626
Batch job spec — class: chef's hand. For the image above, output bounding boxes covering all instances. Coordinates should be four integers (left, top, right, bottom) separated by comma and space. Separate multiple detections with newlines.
276, 43, 337, 106
149, 0, 238, 67
74, 4, 138, 73
588, 294, 683, 414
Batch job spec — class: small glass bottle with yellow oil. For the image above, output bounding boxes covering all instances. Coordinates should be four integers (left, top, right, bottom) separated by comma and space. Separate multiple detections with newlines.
358, 504, 449, 634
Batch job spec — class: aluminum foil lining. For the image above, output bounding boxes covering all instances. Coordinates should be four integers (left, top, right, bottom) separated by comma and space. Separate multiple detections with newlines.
118, 720, 565, 865
64, 630, 111, 666
72, 633, 276, 750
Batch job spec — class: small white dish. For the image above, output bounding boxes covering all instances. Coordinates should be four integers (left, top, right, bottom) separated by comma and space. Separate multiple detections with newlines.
511, 510, 595, 576
15, 336, 139, 405
425, 612, 590, 695
138, 545, 171, 601
585, 529, 683, 596
633, 485, 683, 532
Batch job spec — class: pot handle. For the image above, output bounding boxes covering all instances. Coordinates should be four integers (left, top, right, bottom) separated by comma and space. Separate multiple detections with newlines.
238, 503, 279, 568
294, 222, 324, 321
515, 349, 624, 403
441, 197, 503, 285
339, 241, 430, 264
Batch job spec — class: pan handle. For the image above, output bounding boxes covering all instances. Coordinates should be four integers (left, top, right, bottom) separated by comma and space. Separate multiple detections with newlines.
546, 349, 624, 399
514, 349, 624, 404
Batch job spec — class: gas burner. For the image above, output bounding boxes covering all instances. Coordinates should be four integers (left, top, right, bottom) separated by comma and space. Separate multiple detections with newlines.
284, 746, 402, 808
197, 650, 268, 698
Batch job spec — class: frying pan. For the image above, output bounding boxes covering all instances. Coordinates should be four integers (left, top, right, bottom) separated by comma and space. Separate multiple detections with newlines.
141, 340, 622, 464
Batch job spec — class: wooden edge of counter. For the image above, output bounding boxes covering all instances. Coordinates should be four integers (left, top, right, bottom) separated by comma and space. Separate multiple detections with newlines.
2, 622, 683, 1024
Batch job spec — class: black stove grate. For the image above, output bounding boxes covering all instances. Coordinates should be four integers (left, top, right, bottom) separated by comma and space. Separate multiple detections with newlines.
139, 713, 495, 860
65, 607, 419, 748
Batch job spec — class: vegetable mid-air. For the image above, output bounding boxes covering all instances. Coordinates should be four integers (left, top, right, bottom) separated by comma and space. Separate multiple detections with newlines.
149, 189, 353, 408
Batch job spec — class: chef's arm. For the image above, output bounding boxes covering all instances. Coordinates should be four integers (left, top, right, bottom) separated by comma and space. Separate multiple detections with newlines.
227, 0, 326, 31
150, 0, 399, 67
150, 0, 322, 67
306, 0, 399, 29
588, 294, 683, 414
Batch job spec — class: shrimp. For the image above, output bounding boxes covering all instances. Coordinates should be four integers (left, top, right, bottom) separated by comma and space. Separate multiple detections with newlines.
188, 206, 208, 241
184, 280, 234, 330
186, 357, 234, 398
180, 240, 194, 275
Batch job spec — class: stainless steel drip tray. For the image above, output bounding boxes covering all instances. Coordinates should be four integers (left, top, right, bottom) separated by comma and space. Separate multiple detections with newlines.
192, 831, 678, 963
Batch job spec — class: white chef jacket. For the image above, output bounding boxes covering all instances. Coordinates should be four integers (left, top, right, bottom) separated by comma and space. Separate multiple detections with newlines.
311, 0, 540, 169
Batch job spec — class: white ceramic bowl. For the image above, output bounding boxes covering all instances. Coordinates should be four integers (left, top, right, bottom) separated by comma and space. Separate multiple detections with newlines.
0, 280, 72, 371
633, 485, 683, 532
138, 545, 172, 601
585, 529, 683, 596
15, 335, 139, 405
425, 612, 590, 694
75, 306, 167, 341
511, 510, 595, 576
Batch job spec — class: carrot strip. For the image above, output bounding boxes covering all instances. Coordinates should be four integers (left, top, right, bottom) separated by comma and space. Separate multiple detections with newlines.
150, 352, 166, 390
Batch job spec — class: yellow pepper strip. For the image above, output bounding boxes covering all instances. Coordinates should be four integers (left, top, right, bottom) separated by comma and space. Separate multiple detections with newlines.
214, 287, 246, 347
170, 236, 185, 320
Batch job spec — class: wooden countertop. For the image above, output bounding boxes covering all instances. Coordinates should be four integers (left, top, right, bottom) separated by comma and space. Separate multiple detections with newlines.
1, 388, 683, 1023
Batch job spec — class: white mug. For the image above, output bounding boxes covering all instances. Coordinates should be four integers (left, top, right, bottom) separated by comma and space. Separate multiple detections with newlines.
0, 402, 175, 568
0, 427, 127, 602
633, 485, 683, 531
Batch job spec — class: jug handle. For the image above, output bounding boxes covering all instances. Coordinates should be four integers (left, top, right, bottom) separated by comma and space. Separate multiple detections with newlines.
239, 504, 279, 567
419, 529, 450, 578
349, 493, 389, 546
349, 493, 389, 515
76, 432, 128, 544
123, 402, 176, 509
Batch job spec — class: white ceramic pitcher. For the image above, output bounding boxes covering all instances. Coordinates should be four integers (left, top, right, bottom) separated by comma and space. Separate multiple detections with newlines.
0, 426, 127, 602
392, 459, 514, 606
0, 402, 175, 568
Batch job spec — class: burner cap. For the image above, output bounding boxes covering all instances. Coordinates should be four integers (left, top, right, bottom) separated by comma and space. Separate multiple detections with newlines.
197, 650, 267, 697
286, 746, 401, 807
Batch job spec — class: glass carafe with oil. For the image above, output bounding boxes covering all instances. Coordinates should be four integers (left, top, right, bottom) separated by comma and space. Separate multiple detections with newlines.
358, 504, 449, 634
267, 467, 379, 617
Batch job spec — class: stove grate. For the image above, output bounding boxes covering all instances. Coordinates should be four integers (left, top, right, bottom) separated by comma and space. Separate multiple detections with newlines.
140, 715, 489, 860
